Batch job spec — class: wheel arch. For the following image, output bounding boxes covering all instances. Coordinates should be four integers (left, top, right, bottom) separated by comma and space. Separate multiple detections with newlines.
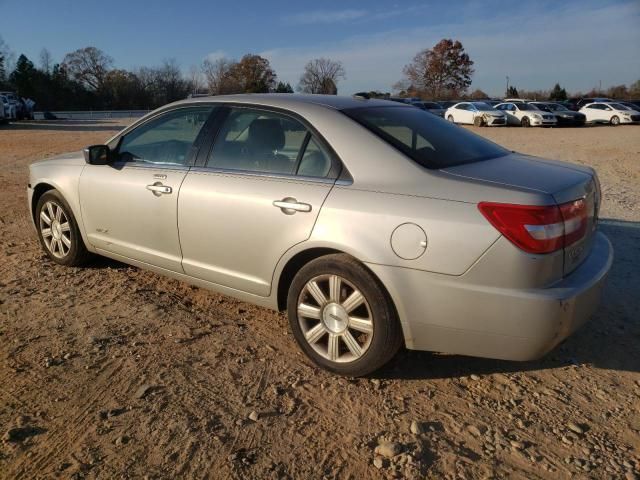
274, 246, 400, 325
30, 179, 93, 252
31, 182, 56, 223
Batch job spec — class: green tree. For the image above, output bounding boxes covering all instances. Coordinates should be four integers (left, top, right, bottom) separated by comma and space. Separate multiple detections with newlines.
9, 54, 38, 98
507, 86, 519, 97
549, 83, 567, 101
275, 81, 294, 93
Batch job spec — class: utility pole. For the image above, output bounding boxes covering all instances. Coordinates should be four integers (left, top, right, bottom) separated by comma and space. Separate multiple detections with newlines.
506, 76, 510, 97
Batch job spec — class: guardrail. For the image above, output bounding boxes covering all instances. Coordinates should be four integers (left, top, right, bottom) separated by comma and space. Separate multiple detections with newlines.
33, 110, 151, 120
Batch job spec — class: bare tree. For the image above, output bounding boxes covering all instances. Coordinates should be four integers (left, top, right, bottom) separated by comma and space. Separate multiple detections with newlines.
202, 57, 235, 95
188, 65, 204, 94
297, 58, 345, 94
39, 48, 53, 74
62, 46, 113, 90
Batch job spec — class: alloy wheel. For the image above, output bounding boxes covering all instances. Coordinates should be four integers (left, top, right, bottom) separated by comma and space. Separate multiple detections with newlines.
39, 201, 72, 258
297, 274, 374, 363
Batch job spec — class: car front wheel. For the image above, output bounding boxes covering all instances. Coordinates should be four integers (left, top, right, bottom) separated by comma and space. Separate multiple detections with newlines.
287, 254, 402, 376
610, 115, 620, 126
447, 115, 455, 123
521, 116, 530, 127
36, 190, 92, 266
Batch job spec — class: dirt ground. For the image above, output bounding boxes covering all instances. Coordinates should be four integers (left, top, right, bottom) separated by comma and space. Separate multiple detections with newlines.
1, 119, 639, 480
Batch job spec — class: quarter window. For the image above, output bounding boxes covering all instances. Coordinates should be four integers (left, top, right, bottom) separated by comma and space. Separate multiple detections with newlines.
117, 107, 214, 165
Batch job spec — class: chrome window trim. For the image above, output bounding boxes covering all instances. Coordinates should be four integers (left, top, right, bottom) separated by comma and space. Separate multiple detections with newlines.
188, 166, 340, 185
109, 160, 191, 172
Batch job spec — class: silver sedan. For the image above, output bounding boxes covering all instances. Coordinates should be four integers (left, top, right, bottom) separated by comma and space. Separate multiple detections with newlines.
28, 94, 613, 376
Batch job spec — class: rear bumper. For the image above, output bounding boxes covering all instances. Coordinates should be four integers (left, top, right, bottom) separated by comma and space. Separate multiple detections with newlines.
368, 232, 613, 361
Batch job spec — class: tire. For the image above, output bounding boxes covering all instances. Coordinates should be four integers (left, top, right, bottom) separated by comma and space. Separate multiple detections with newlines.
610, 115, 620, 126
35, 190, 92, 266
447, 115, 455, 123
474, 116, 485, 127
287, 254, 403, 377
521, 116, 530, 128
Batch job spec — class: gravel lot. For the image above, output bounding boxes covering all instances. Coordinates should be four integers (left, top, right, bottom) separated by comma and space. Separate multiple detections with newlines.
1, 120, 639, 480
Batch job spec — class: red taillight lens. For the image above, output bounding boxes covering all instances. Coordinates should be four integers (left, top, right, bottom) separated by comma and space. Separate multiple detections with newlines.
478, 199, 588, 254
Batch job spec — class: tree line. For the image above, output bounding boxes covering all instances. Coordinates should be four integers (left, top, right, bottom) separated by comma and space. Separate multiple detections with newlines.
1, 35, 638, 111
0, 37, 347, 111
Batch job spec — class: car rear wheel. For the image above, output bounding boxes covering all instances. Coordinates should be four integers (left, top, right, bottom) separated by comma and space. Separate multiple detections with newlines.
521, 116, 530, 128
36, 190, 92, 266
287, 254, 402, 376
610, 115, 620, 126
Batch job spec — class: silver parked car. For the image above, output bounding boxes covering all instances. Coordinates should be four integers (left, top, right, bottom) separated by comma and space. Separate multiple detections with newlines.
28, 94, 613, 376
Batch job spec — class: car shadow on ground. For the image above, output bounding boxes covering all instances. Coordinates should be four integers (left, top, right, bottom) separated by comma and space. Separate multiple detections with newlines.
375, 218, 640, 380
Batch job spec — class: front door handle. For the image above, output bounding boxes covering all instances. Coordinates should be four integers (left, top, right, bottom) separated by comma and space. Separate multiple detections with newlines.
273, 197, 312, 215
146, 183, 172, 196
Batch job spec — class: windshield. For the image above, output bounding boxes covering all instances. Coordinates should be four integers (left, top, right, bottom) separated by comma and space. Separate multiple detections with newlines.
342, 106, 509, 169
471, 102, 492, 110
517, 103, 539, 111
548, 103, 569, 111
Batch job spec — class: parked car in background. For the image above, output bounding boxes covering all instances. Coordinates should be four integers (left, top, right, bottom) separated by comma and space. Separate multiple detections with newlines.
437, 100, 457, 109
0, 99, 5, 123
530, 102, 586, 126
579, 102, 640, 125
1, 94, 15, 120
412, 101, 446, 117
27, 94, 612, 375
0, 91, 23, 119
575, 97, 613, 110
445, 102, 507, 126
495, 102, 557, 127
618, 101, 640, 112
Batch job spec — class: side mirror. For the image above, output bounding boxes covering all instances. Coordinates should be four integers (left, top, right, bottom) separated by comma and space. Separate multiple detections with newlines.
83, 145, 111, 165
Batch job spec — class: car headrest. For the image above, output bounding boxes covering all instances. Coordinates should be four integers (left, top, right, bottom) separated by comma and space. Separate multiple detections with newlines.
248, 119, 285, 153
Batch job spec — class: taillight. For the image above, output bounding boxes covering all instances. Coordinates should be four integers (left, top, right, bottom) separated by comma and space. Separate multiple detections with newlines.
478, 199, 588, 254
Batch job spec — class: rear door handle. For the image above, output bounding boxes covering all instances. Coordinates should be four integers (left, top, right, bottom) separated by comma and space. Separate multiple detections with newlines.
273, 197, 312, 215
146, 183, 172, 196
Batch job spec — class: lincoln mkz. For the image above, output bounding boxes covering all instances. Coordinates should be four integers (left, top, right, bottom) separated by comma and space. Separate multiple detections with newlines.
28, 95, 613, 376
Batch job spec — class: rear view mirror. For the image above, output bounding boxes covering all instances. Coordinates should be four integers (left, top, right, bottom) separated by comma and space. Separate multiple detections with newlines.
83, 145, 111, 165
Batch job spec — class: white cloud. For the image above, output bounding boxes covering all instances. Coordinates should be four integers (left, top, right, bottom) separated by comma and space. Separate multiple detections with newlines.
264, 2, 640, 96
205, 50, 227, 62
282, 9, 368, 25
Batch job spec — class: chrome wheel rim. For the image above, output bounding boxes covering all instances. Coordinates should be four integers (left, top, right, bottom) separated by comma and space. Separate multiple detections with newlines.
297, 274, 373, 363
39, 201, 71, 259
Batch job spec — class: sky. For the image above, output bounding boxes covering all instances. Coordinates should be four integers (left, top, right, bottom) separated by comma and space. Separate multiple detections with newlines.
1, 0, 639, 96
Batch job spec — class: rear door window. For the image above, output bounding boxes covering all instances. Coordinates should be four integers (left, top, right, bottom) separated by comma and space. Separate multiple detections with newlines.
207, 107, 335, 178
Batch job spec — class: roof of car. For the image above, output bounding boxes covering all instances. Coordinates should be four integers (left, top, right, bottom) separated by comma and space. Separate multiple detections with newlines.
173, 93, 404, 111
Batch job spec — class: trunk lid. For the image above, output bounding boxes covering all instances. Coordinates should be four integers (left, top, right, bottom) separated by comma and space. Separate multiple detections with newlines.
443, 153, 599, 275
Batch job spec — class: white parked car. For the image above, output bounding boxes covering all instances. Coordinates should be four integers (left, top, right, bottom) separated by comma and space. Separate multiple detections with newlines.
579, 102, 640, 125
495, 102, 557, 127
0, 94, 13, 121
445, 102, 507, 126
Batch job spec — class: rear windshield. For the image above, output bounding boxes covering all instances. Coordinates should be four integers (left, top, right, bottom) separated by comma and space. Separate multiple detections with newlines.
342, 106, 509, 169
